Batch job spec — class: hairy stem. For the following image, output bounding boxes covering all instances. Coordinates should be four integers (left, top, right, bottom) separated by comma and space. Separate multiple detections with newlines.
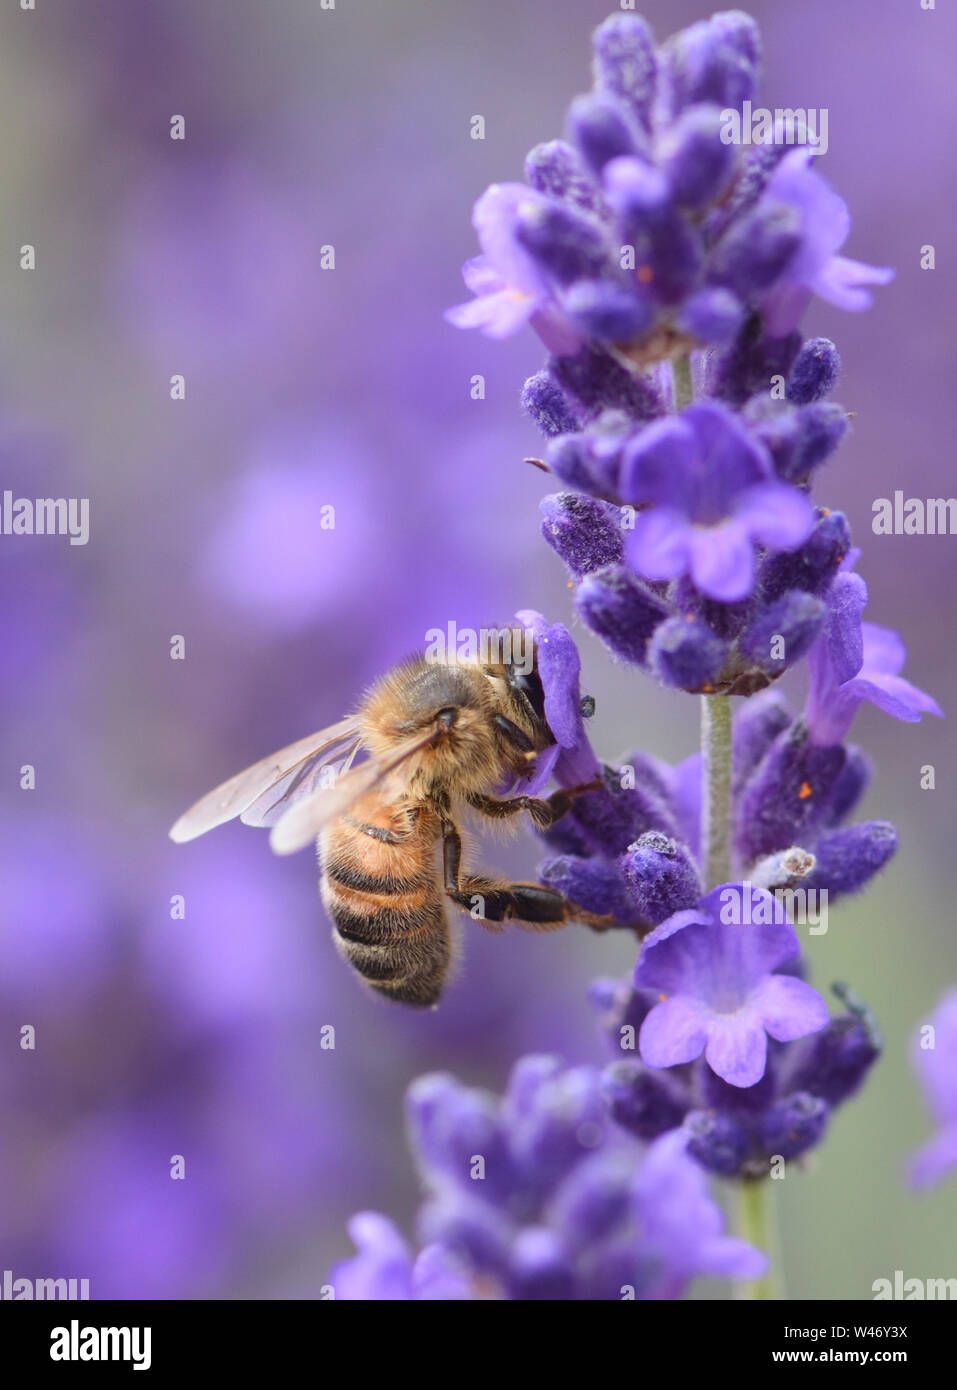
734, 1180, 783, 1300
671, 352, 694, 411
700, 692, 732, 890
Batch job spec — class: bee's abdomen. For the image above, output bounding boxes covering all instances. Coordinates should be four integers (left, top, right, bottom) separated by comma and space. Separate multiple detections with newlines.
320, 832, 450, 1007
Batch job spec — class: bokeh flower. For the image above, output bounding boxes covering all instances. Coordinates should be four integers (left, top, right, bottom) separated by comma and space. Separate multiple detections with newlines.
331, 1058, 766, 1299
909, 991, 957, 1190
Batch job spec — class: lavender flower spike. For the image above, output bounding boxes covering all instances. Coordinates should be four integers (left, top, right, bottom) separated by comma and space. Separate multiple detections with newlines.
804, 571, 942, 746
621, 402, 814, 601
635, 884, 829, 1088
909, 991, 957, 1190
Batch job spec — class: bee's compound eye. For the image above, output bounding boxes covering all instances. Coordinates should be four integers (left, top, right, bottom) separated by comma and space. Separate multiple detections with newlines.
437, 707, 458, 729
580, 695, 596, 718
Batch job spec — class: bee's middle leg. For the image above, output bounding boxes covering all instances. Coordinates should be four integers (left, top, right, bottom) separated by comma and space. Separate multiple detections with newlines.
465, 779, 602, 831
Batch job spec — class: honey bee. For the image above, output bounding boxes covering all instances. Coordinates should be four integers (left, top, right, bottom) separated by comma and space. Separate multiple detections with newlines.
169, 638, 607, 1006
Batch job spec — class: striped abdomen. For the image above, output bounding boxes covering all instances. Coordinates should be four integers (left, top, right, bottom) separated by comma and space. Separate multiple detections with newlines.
319, 794, 451, 1007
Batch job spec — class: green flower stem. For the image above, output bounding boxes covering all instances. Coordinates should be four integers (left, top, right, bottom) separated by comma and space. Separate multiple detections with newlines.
700, 692, 732, 890
734, 1180, 783, 1301
672, 352, 694, 411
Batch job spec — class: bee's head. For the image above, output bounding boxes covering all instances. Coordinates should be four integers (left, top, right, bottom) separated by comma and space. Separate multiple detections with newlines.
361, 658, 501, 785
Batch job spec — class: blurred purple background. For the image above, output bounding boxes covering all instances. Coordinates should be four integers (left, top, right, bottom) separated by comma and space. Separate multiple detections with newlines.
0, 0, 954, 1298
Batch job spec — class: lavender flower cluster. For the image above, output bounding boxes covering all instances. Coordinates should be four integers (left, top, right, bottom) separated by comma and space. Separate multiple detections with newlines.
332, 11, 945, 1299
332, 1057, 764, 1300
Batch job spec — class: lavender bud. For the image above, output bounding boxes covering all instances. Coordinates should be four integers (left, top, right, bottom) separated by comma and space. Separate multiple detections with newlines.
803, 821, 898, 899
709, 201, 802, 298
738, 590, 826, 676
602, 159, 703, 303
787, 337, 841, 404
551, 346, 662, 422
510, 1067, 608, 1189
566, 766, 677, 856
503, 1054, 565, 1125
683, 1110, 750, 1177
788, 1008, 882, 1106
660, 103, 735, 207
540, 493, 623, 577
666, 14, 760, 112
508, 1228, 575, 1301
574, 563, 667, 665
620, 831, 701, 925
602, 1059, 689, 1139
521, 369, 582, 437
563, 278, 654, 343
736, 721, 848, 862
524, 139, 604, 215
515, 201, 610, 285
591, 14, 657, 129
617, 753, 682, 840
550, 1152, 634, 1249
750, 401, 847, 484
546, 425, 624, 496
677, 286, 744, 345
540, 854, 632, 921
758, 509, 851, 601
823, 745, 872, 825
708, 313, 802, 405
567, 92, 640, 174
758, 1092, 830, 1160
406, 1074, 510, 1184
647, 615, 729, 691
419, 1190, 512, 1276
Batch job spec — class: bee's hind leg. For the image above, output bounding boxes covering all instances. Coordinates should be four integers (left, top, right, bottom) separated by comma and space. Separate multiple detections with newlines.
441, 821, 616, 933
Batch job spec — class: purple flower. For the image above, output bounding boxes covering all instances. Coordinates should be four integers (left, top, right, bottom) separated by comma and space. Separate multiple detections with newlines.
635, 884, 829, 1087
330, 1213, 472, 1300
757, 150, 895, 336
515, 609, 600, 786
621, 402, 815, 601
445, 184, 583, 355
599, 980, 881, 1178
804, 572, 942, 746
909, 991, 957, 1190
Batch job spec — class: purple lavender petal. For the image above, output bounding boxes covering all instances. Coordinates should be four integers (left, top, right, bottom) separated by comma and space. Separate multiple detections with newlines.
737, 482, 816, 550
627, 509, 691, 582
688, 519, 754, 601
704, 1013, 769, 1089
754, 974, 830, 1043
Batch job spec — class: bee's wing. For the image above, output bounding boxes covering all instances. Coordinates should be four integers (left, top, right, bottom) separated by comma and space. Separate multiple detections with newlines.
239, 738, 362, 829
269, 729, 437, 856
168, 717, 362, 843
